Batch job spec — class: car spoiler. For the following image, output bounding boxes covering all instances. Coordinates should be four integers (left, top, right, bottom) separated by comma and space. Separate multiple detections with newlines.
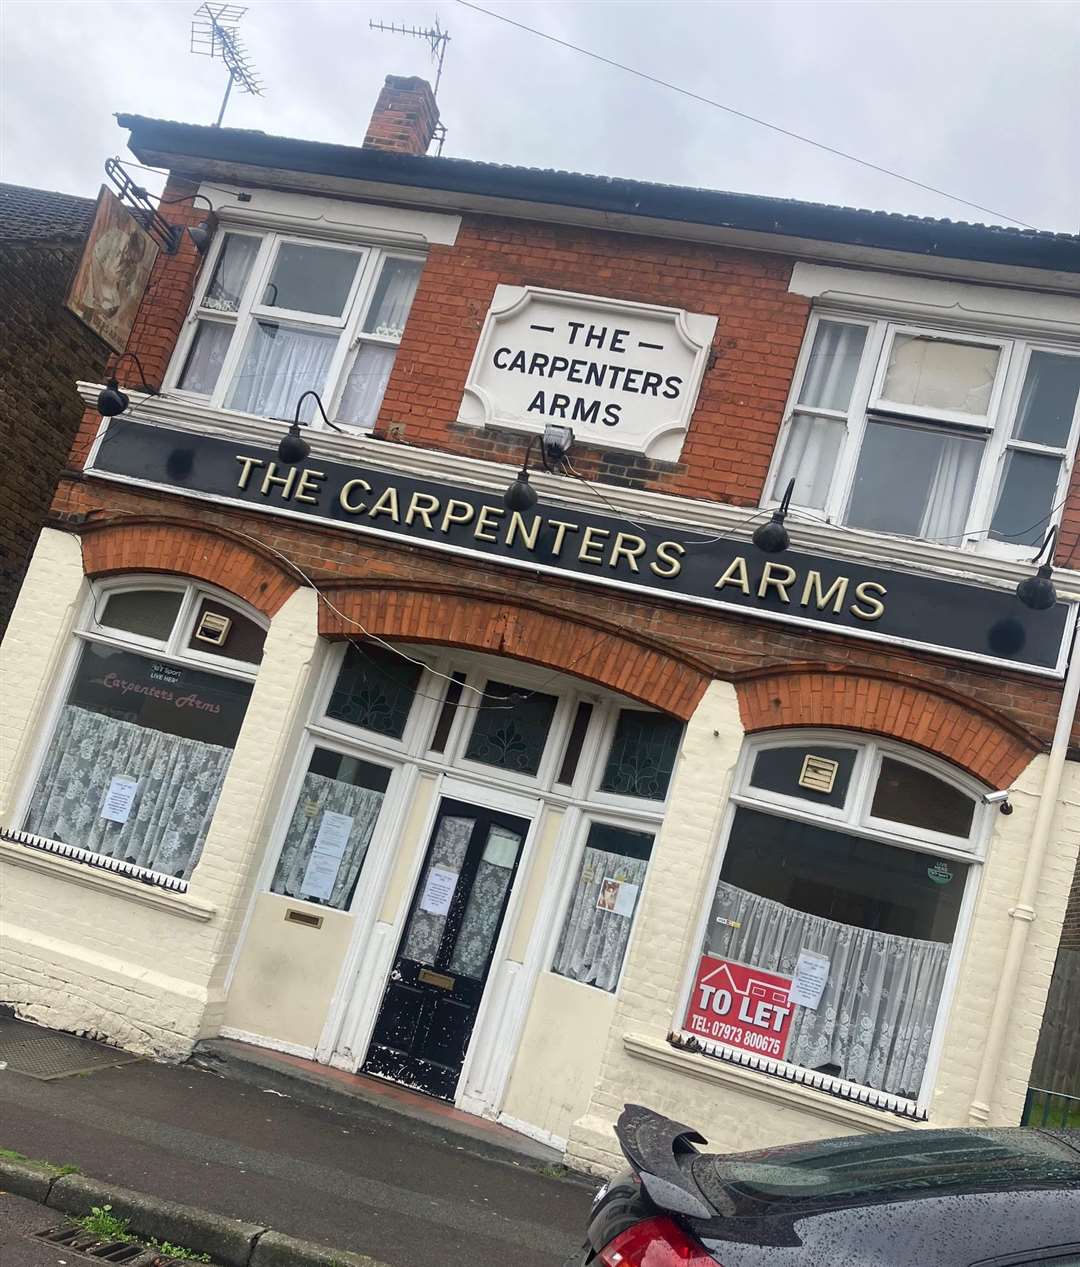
615, 1104, 716, 1220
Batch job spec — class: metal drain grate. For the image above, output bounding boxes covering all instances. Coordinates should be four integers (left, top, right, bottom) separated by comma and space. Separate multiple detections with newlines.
0, 1015, 140, 1080
35, 1226, 145, 1261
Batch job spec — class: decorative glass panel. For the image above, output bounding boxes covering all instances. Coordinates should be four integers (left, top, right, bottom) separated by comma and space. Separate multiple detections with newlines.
772, 414, 846, 510
1013, 352, 1080, 448
363, 258, 424, 339
553, 822, 653, 992
870, 757, 976, 838
335, 343, 396, 430
99, 590, 182, 641
23, 643, 251, 879
880, 334, 999, 416
798, 321, 866, 411
271, 748, 390, 909
989, 450, 1063, 546
464, 682, 558, 775
178, 321, 232, 395
203, 233, 258, 313
599, 710, 683, 801
401, 814, 474, 966
187, 598, 266, 664
227, 322, 337, 421
846, 419, 984, 539
326, 643, 422, 739
749, 745, 857, 809
262, 243, 360, 317
449, 824, 523, 978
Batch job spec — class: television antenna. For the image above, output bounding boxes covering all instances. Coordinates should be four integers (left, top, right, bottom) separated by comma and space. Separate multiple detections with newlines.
369, 15, 451, 154
190, 4, 264, 127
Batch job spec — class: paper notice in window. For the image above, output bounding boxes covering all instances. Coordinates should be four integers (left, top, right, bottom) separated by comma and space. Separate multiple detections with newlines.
100, 776, 138, 824
613, 881, 639, 918
300, 811, 353, 902
788, 949, 830, 1010
420, 866, 459, 916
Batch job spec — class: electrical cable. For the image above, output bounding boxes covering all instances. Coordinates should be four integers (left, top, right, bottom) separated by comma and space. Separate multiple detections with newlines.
455, 0, 1038, 231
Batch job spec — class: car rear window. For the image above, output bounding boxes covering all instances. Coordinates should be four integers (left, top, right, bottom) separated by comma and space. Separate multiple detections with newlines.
692, 1129, 1080, 1206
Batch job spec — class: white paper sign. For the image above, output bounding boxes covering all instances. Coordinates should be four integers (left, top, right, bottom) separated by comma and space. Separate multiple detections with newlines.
788, 949, 831, 1010
420, 866, 459, 917
100, 776, 138, 824
596, 877, 639, 918
613, 881, 640, 919
300, 811, 353, 902
483, 827, 520, 869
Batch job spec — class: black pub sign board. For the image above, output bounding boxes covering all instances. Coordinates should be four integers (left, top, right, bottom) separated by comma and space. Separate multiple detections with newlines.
88, 419, 1075, 676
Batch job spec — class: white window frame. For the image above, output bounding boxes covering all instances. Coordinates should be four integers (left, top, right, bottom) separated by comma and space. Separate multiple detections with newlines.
764, 311, 1080, 560
165, 227, 425, 432
674, 731, 991, 1117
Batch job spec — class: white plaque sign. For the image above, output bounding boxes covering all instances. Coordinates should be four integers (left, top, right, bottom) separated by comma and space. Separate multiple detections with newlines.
459, 285, 717, 459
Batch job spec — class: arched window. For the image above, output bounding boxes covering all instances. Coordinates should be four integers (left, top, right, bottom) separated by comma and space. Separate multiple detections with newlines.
681, 734, 987, 1116
19, 579, 266, 888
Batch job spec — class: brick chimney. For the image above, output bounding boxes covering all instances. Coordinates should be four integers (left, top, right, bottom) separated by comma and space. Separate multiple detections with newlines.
363, 75, 439, 156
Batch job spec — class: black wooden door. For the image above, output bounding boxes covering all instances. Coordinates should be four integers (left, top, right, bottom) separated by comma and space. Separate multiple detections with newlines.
362, 798, 529, 1100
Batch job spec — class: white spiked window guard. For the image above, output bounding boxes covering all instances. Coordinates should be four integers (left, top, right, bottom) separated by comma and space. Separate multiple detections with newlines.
0, 826, 190, 894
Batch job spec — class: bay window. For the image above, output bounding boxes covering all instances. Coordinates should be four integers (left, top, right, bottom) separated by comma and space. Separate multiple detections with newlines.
171, 228, 424, 430
769, 314, 1080, 556
22, 582, 264, 886
682, 736, 985, 1114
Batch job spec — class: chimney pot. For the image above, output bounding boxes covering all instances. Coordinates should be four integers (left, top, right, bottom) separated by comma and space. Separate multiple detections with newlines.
363, 75, 439, 156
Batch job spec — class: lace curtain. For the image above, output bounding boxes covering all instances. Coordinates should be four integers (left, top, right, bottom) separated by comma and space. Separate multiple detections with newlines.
402, 815, 475, 966
449, 826, 522, 979
336, 344, 397, 430
228, 322, 336, 421
705, 880, 951, 1098
553, 846, 648, 993
24, 704, 232, 880
271, 771, 385, 909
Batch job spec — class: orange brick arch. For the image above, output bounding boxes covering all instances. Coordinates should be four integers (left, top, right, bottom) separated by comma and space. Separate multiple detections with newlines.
319, 582, 712, 720
735, 666, 1041, 789
78, 516, 298, 617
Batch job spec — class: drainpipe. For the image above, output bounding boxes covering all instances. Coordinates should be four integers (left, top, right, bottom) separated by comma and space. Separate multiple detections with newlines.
968, 625, 1080, 1124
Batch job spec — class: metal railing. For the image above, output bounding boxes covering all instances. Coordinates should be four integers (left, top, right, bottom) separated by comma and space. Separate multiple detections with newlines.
1022, 1085, 1080, 1129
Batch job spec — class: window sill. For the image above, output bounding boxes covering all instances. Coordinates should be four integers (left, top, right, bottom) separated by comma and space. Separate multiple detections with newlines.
623, 1032, 923, 1134
0, 838, 216, 923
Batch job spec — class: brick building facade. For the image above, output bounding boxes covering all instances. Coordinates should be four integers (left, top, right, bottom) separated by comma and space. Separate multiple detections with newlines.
0, 184, 107, 636
2, 79, 1079, 1165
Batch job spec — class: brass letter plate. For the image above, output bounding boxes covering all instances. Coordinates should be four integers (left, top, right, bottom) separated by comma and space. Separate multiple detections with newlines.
418, 968, 455, 990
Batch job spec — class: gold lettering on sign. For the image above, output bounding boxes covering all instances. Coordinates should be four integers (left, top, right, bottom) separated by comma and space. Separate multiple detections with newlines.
651, 540, 684, 578
800, 571, 849, 613
369, 486, 400, 522
474, 505, 504, 543
609, 532, 647, 572
758, 561, 797, 602
339, 478, 372, 513
851, 581, 887, 621
714, 556, 751, 594
441, 499, 475, 532
236, 455, 266, 490
294, 469, 325, 505
549, 520, 580, 556
406, 492, 441, 529
260, 462, 297, 498
506, 511, 541, 551
578, 526, 610, 565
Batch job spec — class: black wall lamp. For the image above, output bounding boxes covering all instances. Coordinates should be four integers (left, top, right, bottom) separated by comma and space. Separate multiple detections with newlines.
97, 352, 159, 417
158, 191, 216, 255
753, 477, 795, 554
1016, 525, 1058, 610
503, 425, 574, 512
277, 391, 345, 463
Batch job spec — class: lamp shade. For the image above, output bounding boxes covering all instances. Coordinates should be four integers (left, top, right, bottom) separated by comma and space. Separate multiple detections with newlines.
277, 425, 311, 465
504, 471, 538, 513
97, 379, 130, 417
752, 512, 790, 554
1016, 564, 1057, 611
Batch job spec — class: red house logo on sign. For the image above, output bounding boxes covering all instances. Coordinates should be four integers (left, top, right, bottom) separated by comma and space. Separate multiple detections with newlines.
684, 956, 794, 1060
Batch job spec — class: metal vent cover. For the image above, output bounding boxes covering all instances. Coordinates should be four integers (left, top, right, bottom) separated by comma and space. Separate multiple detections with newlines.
0, 1015, 140, 1080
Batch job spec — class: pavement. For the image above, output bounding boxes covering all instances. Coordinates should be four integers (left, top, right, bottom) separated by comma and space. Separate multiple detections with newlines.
0, 1047, 594, 1267
0, 1193, 70, 1266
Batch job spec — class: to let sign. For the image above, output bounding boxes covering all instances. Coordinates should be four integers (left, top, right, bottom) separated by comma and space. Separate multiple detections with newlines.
458, 285, 717, 459
684, 956, 795, 1060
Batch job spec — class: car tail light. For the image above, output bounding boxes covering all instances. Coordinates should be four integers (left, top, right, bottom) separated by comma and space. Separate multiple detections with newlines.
597, 1215, 717, 1265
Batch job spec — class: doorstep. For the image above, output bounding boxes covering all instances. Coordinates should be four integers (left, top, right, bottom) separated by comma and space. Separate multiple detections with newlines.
192, 1038, 569, 1172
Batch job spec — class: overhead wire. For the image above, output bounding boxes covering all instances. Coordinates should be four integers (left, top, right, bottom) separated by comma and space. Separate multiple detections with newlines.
454, 0, 1039, 231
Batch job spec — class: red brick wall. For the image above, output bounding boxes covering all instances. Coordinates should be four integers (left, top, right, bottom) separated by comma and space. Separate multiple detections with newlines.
363, 75, 440, 156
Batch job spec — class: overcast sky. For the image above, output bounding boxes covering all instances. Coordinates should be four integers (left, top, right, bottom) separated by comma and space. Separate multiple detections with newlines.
2, 0, 1078, 233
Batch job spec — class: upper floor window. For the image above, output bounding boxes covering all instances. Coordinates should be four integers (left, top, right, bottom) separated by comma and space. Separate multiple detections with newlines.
170, 229, 424, 431
769, 314, 1080, 557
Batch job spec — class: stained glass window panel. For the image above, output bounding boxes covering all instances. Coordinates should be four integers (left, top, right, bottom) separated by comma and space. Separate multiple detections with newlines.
326, 643, 422, 739
464, 681, 557, 776
599, 710, 683, 801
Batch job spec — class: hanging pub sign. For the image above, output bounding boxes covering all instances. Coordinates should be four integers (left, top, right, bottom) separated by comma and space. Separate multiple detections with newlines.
66, 187, 159, 352
86, 418, 1076, 676
457, 285, 718, 459
684, 956, 795, 1060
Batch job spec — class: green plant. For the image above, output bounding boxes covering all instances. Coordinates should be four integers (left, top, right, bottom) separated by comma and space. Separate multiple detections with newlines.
0, 1146, 80, 1176
145, 1237, 211, 1262
76, 1205, 130, 1241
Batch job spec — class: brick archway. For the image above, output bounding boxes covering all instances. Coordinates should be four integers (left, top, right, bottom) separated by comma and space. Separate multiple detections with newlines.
319, 582, 712, 719
735, 665, 1040, 789
78, 517, 298, 617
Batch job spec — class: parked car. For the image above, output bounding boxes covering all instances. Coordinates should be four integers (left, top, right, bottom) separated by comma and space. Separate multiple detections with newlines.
565, 1104, 1080, 1265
